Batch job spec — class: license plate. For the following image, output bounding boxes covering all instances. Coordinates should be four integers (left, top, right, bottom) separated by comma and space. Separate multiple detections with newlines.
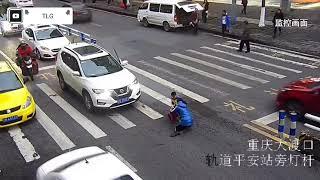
3, 116, 19, 123
117, 97, 129, 104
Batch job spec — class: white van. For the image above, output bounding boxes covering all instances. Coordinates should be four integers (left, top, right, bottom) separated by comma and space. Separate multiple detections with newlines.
137, 0, 203, 32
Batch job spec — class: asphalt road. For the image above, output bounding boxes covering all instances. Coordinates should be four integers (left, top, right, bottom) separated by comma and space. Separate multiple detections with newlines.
1, 0, 320, 179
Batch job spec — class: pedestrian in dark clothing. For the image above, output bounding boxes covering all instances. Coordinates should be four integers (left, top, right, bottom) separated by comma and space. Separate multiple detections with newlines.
237, 21, 250, 53
241, 0, 248, 15
272, 9, 284, 38
107, 0, 112, 5
189, 9, 199, 34
202, 0, 209, 23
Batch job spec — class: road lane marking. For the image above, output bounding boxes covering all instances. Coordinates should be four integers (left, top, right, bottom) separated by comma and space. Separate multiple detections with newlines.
106, 146, 138, 173
133, 101, 163, 120
216, 44, 318, 69
36, 105, 76, 150
138, 60, 229, 97
140, 84, 172, 106
223, 100, 255, 113
8, 126, 40, 163
227, 41, 320, 63
126, 64, 209, 103
154, 56, 252, 90
243, 124, 291, 147
39, 65, 56, 71
251, 121, 291, 140
36, 83, 107, 139
187, 49, 286, 78
251, 112, 279, 125
90, 22, 103, 27
171, 53, 269, 84
108, 113, 136, 129
201, 46, 302, 73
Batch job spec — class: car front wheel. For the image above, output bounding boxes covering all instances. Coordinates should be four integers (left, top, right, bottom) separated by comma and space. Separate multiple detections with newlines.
58, 73, 67, 91
163, 21, 171, 32
285, 100, 304, 118
142, 18, 149, 27
83, 91, 94, 112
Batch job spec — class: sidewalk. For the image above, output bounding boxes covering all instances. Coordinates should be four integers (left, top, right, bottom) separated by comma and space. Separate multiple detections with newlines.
61, 0, 320, 56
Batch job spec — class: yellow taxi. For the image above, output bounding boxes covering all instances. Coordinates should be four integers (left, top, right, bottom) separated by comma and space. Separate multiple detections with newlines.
0, 60, 36, 128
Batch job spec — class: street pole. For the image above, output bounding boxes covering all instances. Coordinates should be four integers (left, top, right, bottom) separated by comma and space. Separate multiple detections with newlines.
281, 0, 291, 13
258, 0, 266, 27
231, 0, 237, 24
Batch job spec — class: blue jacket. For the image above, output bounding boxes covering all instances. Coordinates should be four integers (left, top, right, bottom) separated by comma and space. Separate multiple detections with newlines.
173, 101, 193, 126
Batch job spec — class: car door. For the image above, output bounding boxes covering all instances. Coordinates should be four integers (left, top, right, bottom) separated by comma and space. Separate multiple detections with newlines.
67, 54, 83, 94
148, 3, 160, 25
159, 4, 173, 26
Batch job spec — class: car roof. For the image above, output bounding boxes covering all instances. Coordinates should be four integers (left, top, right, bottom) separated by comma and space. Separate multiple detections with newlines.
28, 24, 56, 31
64, 42, 109, 59
37, 146, 142, 180
0, 61, 12, 73
144, 0, 187, 5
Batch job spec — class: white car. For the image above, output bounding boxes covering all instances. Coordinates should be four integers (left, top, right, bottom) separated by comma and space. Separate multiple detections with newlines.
36, 146, 143, 180
9, 0, 33, 7
22, 25, 70, 60
56, 42, 141, 112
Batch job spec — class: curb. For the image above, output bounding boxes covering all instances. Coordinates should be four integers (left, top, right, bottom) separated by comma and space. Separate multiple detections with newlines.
58, 0, 319, 57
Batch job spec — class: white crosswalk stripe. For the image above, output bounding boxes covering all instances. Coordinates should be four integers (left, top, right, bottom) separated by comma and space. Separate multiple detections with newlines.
36, 105, 76, 150
126, 64, 209, 103
201, 46, 302, 73
171, 53, 269, 84
216, 44, 317, 69
8, 126, 40, 163
108, 113, 136, 129
133, 101, 163, 120
154, 56, 252, 89
140, 84, 172, 106
186, 49, 286, 78
36, 83, 107, 139
227, 40, 320, 63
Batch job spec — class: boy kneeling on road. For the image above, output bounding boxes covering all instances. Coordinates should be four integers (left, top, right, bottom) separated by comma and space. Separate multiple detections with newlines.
169, 92, 193, 137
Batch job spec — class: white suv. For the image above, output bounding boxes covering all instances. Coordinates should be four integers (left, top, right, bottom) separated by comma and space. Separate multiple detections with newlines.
56, 42, 141, 112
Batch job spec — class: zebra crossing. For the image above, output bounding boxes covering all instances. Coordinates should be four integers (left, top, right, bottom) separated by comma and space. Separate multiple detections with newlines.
3, 40, 319, 166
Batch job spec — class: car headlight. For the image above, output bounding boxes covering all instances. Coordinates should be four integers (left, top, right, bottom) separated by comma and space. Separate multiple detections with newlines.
92, 89, 105, 94
23, 96, 32, 109
40, 46, 50, 51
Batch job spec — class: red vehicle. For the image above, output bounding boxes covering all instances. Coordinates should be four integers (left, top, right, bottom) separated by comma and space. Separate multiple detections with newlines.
276, 78, 320, 116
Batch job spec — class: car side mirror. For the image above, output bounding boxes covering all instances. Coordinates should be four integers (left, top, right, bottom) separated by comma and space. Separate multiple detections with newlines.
72, 71, 80, 76
121, 60, 128, 66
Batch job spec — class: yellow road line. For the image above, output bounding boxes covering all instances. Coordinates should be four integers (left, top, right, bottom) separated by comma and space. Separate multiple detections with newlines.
251, 121, 299, 142
243, 124, 292, 147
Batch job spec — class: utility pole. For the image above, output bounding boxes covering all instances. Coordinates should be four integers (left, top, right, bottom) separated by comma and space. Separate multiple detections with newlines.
258, 0, 266, 27
281, 0, 291, 13
231, 0, 237, 23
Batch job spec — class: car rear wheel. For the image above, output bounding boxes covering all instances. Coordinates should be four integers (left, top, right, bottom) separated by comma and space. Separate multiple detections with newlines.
285, 100, 304, 118
58, 73, 67, 91
142, 18, 149, 27
83, 91, 94, 113
35, 48, 41, 60
163, 21, 171, 32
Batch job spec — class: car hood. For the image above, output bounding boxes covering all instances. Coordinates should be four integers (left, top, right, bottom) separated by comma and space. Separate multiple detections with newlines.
87, 68, 136, 90
37, 37, 70, 50
0, 87, 29, 110
285, 78, 320, 90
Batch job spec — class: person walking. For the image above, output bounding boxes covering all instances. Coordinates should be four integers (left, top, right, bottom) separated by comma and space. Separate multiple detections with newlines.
237, 21, 250, 53
241, 0, 248, 15
272, 8, 284, 38
221, 10, 228, 36
202, 0, 209, 23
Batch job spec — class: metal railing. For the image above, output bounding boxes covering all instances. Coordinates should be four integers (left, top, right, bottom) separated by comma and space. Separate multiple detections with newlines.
304, 113, 320, 132
55, 24, 97, 44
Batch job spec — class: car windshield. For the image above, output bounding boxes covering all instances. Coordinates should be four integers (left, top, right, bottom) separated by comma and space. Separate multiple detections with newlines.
0, 71, 23, 93
80, 55, 123, 77
35, 28, 64, 41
